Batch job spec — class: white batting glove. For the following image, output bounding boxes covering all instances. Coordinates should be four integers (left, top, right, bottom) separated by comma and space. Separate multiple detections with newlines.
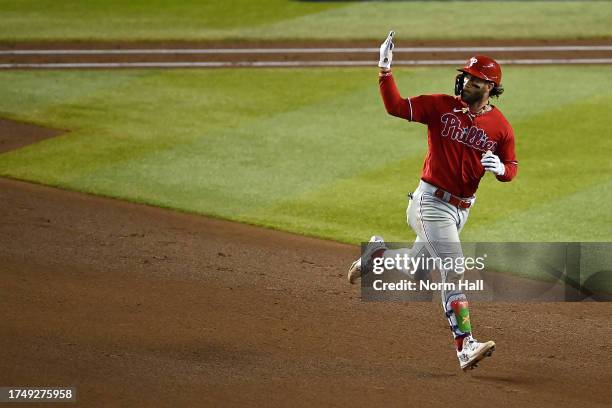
378, 30, 395, 69
481, 150, 505, 176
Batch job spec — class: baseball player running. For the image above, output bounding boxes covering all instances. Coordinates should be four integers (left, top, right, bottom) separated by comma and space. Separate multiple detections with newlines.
348, 31, 518, 371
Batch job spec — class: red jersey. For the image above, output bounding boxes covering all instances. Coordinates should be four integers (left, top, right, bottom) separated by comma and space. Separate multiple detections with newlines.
379, 73, 518, 198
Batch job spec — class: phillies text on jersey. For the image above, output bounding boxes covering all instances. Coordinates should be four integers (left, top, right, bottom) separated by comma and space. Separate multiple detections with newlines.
440, 112, 498, 152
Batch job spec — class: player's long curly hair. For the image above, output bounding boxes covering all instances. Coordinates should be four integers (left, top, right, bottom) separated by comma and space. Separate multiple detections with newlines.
490, 85, 504, 98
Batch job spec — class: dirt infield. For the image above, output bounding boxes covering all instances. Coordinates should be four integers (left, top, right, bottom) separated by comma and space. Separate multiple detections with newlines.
0, 118, 65, 153
0, 45, 611, 405
1, 175, 611, 407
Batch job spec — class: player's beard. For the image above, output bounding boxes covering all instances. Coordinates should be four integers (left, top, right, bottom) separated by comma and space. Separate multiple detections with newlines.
461, 87, 486, 104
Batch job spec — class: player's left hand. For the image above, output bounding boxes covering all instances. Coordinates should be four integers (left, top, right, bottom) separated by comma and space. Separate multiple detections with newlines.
481, 150, 505, 176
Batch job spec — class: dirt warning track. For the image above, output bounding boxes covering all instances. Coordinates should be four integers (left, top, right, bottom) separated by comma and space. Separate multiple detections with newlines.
1, 39, 612, 69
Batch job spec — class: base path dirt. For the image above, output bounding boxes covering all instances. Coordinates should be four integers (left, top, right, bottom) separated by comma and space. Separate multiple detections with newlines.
1, 176, 611, 407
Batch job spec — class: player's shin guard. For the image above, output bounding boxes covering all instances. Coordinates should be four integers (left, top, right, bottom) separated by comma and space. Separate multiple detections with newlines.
444, 293, 472, 339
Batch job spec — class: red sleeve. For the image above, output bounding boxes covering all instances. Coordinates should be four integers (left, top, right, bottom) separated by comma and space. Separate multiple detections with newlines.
495, 126, 518, 182
379, 72, 410, 120
409, 94, 442, 125
378, 73, 440, 125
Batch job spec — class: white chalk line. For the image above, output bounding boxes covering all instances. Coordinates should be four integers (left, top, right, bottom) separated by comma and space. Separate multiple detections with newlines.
2, 58, 612, 69
1, 45, 612, 55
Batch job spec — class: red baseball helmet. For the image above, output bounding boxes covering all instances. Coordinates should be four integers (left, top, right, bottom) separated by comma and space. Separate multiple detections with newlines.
458, 55, 502, 86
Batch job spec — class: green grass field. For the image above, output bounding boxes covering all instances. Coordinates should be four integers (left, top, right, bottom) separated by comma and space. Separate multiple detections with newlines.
0, 66, 610, 244
1, 0, 611, 41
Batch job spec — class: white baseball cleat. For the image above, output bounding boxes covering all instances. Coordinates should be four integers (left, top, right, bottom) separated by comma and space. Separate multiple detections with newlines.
347, 235, 387, 284
457, 335, 496, 371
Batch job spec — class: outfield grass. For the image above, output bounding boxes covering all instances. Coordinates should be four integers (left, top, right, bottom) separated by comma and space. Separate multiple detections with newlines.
0, 1, 611, 41
0, 66, 610, 245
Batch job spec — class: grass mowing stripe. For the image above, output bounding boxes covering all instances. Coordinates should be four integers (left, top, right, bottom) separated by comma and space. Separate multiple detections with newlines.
0, 70, 152, 130
0, 1, 611, 41
245, 1, 612, 41
466, 180, 612, 242
0, 0, 347, 41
